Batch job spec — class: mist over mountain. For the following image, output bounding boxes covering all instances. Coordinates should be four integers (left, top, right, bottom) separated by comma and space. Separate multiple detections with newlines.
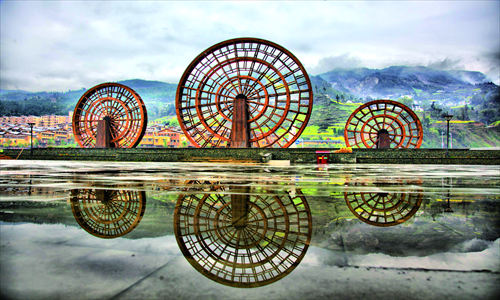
1, 67, 499, 148
0, 89, 29, 95
317, 66, 489, 100
1, 67, 497, 122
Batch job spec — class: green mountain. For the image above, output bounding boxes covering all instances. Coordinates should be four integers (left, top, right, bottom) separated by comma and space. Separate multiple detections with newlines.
0, 89, 30, 95
116, 79, 178, 119
318, 66, 490, 102
0, 80, 178, 120
1, 71, 499, 148
116, 79, 177, 101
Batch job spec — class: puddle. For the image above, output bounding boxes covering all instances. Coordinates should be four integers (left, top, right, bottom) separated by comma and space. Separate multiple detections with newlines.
0, 160, 499, 298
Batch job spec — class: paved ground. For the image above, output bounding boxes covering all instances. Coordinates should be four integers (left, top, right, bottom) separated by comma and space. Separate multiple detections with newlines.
1, 161, 499, 299
1, 222, 499, 300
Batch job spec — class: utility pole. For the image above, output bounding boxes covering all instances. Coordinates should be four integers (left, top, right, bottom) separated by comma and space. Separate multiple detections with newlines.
443, 115, 453, 158
28, 122, 35, 156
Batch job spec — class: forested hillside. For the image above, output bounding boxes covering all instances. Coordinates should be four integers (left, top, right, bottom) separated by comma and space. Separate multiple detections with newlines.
1, 68, 499, 148
306, 91, 500, 148
318, 66, 488, 101
0, 79, 177, 120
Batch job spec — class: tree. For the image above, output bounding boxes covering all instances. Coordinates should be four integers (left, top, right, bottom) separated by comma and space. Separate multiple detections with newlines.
423, 116, 431, 129
480, 109, 497, 125
341, 95, 345, 103
396, 96, 414, 108
336, 94, 340, 102
169, 118, 179, 127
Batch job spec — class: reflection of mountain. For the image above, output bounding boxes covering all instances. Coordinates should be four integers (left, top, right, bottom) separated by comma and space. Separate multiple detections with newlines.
70, 189, 146, 238
174, 186, 312, 288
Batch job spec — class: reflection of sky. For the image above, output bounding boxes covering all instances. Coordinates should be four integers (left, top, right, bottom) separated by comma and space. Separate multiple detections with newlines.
0, 222, 180, 255
347, 239, 499, 272
299, 239, 500, 272
2, 161, 499, 278
2, 222, 498, 272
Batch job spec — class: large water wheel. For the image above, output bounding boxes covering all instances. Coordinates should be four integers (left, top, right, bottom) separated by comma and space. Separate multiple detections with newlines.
176, 38, 313, 148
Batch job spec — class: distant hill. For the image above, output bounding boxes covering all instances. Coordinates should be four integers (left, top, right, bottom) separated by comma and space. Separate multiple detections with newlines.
117, 79, 177, 101
115, 79, 178, 118
0, 89, 30, 95
1, 72, 499, 148
0, 79, 179, 119
318, 66, 490, 102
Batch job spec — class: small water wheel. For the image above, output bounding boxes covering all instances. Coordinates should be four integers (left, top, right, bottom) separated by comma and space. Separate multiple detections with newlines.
344, 100, 423, 148
72, 83, 147, 148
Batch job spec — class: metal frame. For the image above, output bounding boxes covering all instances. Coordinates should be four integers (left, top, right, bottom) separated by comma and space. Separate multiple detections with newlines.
344, 100, 423, 148
176, 38, 313, 148
72, 83, 147, 148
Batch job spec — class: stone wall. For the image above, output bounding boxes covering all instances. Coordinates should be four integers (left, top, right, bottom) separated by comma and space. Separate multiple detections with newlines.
3, 147, 499, 164
353, 148, 500, 165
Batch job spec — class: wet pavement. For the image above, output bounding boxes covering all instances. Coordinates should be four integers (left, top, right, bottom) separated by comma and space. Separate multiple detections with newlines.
1, 160, 499, 299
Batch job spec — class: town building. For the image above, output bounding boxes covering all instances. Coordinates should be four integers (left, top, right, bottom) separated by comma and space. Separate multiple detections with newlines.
0, 113, 192, 148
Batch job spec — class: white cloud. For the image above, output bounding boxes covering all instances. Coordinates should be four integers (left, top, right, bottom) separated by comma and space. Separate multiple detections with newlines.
0, 0, 499, 91
308, 54, 363, 74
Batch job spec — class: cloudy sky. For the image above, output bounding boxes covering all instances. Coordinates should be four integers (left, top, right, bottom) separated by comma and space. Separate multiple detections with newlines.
1, 0, 499, 92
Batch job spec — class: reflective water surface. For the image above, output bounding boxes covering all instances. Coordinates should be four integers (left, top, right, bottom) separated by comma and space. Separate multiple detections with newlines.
1, 160, 499, 299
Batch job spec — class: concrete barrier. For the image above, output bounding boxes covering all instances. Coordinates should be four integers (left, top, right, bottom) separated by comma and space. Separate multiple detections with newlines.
3, 148, 499, 164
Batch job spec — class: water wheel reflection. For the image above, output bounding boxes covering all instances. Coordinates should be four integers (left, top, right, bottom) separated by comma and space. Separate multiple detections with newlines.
344, 185, 423, 227
174, 188, 312, 288
70, 189, 146, 238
